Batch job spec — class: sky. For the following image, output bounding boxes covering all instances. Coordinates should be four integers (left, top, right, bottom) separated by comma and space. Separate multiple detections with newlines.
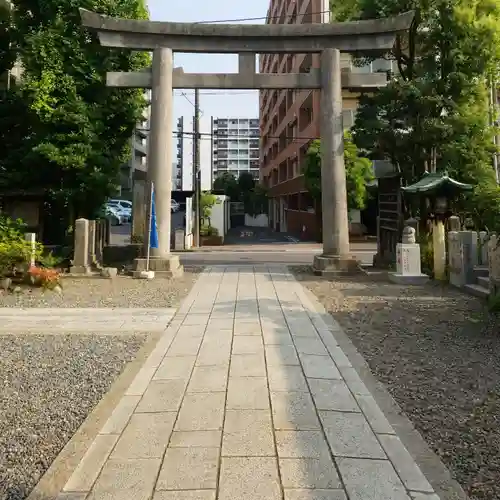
147, 0, 269, 188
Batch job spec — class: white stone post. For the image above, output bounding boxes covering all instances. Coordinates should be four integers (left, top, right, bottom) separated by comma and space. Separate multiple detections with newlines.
389, 226, 429, 284
24, 232, 36, 267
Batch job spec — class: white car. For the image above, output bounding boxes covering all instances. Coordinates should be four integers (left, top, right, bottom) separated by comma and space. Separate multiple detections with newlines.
105, 206, 125, 225
171, 200, 180, 212
106, 200, 131, 222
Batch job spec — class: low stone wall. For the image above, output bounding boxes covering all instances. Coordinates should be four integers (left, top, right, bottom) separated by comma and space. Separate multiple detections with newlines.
488, 235, 500, 295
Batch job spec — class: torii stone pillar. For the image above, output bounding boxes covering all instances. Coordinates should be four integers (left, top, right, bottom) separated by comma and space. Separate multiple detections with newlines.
314, 48, 354, 273
79, 8, 414, 276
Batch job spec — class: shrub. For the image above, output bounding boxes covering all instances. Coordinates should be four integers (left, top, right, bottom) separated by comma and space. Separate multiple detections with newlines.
200, 225, 219, 237
0, 215, 42, 277
27, 265, 61, 289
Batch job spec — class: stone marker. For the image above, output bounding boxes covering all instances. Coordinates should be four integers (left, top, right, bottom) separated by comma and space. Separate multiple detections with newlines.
70, 218, 91, 275
389, 226, 429, 285
24, 232, 37, 267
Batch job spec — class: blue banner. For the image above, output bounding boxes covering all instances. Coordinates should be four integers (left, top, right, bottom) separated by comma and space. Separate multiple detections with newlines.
150, 185, 159, 249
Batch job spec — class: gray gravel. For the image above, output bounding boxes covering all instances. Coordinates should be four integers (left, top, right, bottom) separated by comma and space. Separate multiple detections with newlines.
0, 268, 202, 308
292, 266, 500, 500
0, 333, 147, 500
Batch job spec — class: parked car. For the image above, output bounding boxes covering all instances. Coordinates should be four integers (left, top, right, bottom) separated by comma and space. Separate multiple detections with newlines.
106, 202, 131, 222
104, 206, 125, 225
171, 200, 180, 213
108, 199, 132, 211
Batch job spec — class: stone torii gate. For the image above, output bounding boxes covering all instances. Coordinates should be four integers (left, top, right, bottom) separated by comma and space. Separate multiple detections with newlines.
80, 9, 413, 275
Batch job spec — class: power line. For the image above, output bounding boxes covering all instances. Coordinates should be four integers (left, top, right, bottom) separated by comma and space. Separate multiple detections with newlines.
192, 9, 331, 24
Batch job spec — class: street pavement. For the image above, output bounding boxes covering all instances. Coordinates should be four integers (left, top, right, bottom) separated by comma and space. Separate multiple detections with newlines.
110, 222, 376, 267
58, 266, 438, 500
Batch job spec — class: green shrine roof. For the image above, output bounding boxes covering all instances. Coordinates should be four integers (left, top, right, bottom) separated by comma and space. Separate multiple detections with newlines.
402, 171, 473, 194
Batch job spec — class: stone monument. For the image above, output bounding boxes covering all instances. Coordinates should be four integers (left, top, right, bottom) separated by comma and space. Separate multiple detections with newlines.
389, 226, 429, 284
79, 9, 414, 277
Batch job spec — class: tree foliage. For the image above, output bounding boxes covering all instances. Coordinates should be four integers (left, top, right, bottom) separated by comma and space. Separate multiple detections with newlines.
346, 0, 500, 230
302, 132, 374, 211
0, 1, 16, 77
213, 172, 240, 201
0, 0, 150, 220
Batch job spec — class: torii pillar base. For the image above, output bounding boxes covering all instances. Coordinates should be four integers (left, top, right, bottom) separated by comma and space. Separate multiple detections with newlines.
134, 255, 184, 278
312, 254, 360, 277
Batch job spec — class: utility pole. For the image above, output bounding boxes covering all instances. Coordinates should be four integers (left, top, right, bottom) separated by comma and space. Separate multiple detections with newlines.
193, 88, 201, 246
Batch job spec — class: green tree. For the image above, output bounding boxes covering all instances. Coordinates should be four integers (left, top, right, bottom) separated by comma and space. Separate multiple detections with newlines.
0, 0, 16, 78
213, 172, 240, 200
0, 0, 150, 223
350, 0, 500, 198
302, 131, 374, 211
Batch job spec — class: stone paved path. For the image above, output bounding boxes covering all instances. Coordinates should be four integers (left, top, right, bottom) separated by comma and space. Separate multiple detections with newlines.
0, 308, 177, 333
57, 266, 440, 500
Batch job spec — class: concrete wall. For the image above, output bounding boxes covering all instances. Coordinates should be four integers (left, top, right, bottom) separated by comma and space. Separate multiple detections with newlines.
211, 195, 230, 237
245, 213, 269, 227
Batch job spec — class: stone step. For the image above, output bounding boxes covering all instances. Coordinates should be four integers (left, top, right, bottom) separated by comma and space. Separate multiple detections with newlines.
473, 265, 489, 278
464, 283, 490, 299
477, 276, 490, 288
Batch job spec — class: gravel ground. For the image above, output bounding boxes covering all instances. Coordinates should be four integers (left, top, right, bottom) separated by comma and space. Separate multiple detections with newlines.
292, 267, 500, 500
0, 333, 147, 500
0, 268, 202, 308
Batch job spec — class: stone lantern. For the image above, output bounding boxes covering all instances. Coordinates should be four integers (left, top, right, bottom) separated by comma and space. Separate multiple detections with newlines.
402, 171, 473, 280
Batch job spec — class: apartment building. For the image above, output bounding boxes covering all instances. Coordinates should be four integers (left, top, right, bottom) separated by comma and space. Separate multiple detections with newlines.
259, 0, 392, 239
212, 117, 260, 180
175, 115, 213, 191
119, 90, 151, 198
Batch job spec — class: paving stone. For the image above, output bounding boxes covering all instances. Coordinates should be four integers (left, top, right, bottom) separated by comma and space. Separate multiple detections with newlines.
181, 315, 209, 326
309, 379, 359, 412
156, 447, 219, 490
409, 494, 440, 500
86, 458, 160, 500
262, 331, 294, 346
338, 367, 371, 395
64, 434, 118, 491
196, 343, 231, 366
176, 325, 206, 337
233, 321, 262, 335
293, 337, 329, 355
276, 430, 330, 459
208, 318, 235, 329
265, 345, 300, 366
135, 380, 186, 413
356, 395, 395, 435
327, 346, 352, 368
279, 457, 342, 489
169, 430, 221, 448
222, 409, 274, 457
379, 435, 434, 492
126, 364, 157, 396
56, 494, 88, 500
167, 336, 203, 356
154, 356, 196, 380
267, 365, 308, 392
227, 376, 270, 410
111, 412, 176, 459
175, 393, 225, 431
300, 354, 342, 379
271, 392, 320, 430
288, 322, 319, 338
230, 353, 266, 377
319, 411, 386, 459
100, 395, 140, 434
218, 457, 281, 500
154, 491, 216, 500
187, 366, 228, 393
283, 490, 347, 500
232, 335, 264, 354
337, 457, 409, 500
